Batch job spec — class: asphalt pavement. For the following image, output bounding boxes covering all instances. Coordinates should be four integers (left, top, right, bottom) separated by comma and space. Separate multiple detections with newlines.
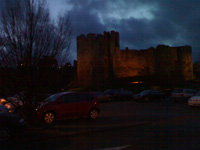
2, 100, 200, 150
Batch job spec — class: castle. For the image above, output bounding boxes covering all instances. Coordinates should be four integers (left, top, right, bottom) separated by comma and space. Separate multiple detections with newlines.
77, 31, 193, 86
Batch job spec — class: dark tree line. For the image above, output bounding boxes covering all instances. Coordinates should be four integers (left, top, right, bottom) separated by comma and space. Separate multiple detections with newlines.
0, 0, 73, 104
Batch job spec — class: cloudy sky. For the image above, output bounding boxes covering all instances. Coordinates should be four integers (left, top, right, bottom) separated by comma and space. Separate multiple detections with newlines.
47, 0, 200, 63
0, 0, 199, 63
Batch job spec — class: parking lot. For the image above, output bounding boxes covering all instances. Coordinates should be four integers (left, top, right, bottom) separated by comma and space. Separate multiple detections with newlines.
2, 99, 200, 150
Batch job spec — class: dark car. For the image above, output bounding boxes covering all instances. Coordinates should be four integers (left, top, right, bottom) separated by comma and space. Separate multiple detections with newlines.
104, 88, 133, 101
0, 112, 26, 142
91, 92, 112, 102
36, 92, 100, 124
133, 90, 165, 102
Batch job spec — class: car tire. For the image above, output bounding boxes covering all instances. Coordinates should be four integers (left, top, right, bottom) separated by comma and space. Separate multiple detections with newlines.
89, 109, 98, 120
174, 99, 178, 103
0, 126, 11, 142
44, 112, 55, 124
145, 97, 149, 102
108, 97, 112, 102
160, 97, 164, 101
189, 105, 194, 108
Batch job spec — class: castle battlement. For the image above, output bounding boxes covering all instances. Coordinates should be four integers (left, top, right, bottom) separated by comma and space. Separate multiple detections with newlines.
77, 31, 119, 41
77, 31, 193, 86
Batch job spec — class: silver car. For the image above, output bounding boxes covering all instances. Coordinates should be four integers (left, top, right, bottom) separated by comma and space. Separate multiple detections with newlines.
188, 91, 200, 107
171, 89, 196, 101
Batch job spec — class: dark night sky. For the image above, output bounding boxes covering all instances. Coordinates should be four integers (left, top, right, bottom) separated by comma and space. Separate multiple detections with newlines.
1, 0, 200, 63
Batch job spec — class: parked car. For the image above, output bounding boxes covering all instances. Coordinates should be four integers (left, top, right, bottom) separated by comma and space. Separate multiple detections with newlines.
0, 105, 9, 113
118, 89, 133, 100
91, 92, 112, 102
104, 88, 133, 101
133, 90, 165, 102
171, 89, 196, 102
104, 89, 119, 96
0, 112, 26, 142
0, 92, 24, 113
36, 92, 100, 124
188, 91, 200, 107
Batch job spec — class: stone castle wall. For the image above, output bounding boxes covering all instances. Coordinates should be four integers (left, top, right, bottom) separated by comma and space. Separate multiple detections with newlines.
113, 47, 155, 78
77, 31, 119, 86
77, 31, 193, 86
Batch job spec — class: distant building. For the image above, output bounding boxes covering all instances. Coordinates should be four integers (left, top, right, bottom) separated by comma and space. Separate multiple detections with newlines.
77, 31, 193, 86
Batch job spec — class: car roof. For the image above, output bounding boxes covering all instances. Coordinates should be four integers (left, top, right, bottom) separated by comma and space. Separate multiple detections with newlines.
55, 92, 93, 95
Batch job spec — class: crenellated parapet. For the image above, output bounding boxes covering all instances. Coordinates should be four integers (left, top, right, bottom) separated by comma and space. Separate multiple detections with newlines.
77, 31, 119, 42
77, 31, 194, 86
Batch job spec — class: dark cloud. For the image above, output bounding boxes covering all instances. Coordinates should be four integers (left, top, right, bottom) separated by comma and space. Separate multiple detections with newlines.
69, 8, 105, 36
0, 0, 199, 61
65, 0, 200, 61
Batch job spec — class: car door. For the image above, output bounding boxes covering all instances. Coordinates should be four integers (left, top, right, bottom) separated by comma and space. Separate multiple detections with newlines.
151, 91, 160, 101
185, 89, 196, 98
75, 93, 92, 117
55, 93, 77, 119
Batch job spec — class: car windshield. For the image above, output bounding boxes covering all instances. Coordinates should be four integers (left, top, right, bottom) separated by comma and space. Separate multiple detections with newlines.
195, 91, 200, 96
140, 90, 151, 94
172, 89, 183, 93
45, 93, 63, 102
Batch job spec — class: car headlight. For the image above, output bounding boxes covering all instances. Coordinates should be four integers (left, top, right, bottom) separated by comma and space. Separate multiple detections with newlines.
5, 103, 11, 109
0, 98, 6, 103
4, 103, 15, 112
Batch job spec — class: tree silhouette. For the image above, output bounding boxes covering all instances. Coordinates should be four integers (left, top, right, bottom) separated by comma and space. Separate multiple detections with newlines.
0, 0, 72, 104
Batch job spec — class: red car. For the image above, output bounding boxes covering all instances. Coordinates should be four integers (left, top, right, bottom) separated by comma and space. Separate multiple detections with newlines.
36, 92, 100, 124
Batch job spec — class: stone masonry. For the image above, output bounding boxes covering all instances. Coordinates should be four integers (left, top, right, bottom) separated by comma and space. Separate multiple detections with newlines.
77, 31, 193, 86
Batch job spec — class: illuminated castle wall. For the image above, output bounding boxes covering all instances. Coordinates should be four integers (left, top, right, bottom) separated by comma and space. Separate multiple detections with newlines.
77, 31, 193, 86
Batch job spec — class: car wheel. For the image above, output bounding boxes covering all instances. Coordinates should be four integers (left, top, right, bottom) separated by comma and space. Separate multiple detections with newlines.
89, 109, 98, 120
0, 126, 11, 142
108, 97, 112, 102
44, 112, 55, 124
145, 97, 149, 102
189, 105, 194, 108
160, 97, 164, 101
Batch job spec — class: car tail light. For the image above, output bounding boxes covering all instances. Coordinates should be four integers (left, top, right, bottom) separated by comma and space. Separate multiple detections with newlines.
94, 101, 97, 105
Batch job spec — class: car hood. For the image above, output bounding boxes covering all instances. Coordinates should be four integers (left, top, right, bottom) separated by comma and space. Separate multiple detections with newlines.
190, 96, 200, 100
36, 101, 49, 110
137, 93, 146, 96
134, 94, 144, 98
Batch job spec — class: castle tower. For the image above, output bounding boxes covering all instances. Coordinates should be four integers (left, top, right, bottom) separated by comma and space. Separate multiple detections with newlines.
155, 45, 193, 81
177, 46, 194, 80
77, 31, 119, 86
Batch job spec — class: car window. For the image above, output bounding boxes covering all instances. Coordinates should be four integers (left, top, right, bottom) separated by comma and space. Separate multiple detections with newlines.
63, 94, 75, 103
141, 90, 151, 94
151, 91, 159, 94
185, 89, 195, 94
45, 93, 63, 102
76, 93, 94, 102
97, 92, 103, 96
195, 91, 200, 96
172, 89, 183, 93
